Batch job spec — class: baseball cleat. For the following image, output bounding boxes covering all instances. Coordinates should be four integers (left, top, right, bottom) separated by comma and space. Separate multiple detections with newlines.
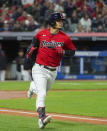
27, 90, 34, 99
38, 119, 44, 129
38, 115, 52, 129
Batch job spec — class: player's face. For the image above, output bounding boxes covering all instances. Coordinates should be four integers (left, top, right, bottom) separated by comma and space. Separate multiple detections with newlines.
55, 19, 63, 29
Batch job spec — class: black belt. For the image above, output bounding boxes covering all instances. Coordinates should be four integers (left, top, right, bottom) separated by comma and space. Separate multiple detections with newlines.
39, 64, 56, 71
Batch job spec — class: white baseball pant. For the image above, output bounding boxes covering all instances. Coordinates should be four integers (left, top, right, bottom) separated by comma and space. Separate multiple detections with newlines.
31, 63, 58, 110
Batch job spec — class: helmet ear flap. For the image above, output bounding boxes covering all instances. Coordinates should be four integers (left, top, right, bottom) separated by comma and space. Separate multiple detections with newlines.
48, 18, 56, 26
49, 21, 56, 26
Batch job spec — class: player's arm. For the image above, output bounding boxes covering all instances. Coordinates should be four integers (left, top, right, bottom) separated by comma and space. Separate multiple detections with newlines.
31, 36, 40, 47
26, 36, 39, 59
64, 50, 75, 56
63, 35, 76, 56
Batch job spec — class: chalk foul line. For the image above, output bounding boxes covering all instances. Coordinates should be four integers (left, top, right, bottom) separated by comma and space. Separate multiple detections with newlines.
0, 109, 107, 125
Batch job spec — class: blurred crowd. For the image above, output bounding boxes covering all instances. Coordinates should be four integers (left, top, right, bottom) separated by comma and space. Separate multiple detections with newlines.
0, 0, 107, 81
0, 0, 107, 32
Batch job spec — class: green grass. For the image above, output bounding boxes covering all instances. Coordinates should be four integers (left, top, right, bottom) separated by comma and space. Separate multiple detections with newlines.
0, 81, 30, 90
0, 80, 107, 91
0, 81, 107, 130
0, 114, 107, 131
54, 80, 107, 90
0, 91, 107, 118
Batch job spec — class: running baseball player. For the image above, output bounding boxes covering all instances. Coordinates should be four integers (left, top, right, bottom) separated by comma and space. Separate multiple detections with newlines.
27, 12, 76, 129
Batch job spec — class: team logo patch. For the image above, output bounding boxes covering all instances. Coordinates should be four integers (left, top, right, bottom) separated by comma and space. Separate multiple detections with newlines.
41, 40, 64, 49
60, 13, 63, 19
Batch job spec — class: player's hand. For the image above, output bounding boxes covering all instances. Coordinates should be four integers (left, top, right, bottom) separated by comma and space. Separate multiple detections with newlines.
27, 46, 37, 59
56, 45, 64, 56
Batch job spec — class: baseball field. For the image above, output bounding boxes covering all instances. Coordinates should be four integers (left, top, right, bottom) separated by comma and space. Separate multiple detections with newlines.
0, 80, 107, 131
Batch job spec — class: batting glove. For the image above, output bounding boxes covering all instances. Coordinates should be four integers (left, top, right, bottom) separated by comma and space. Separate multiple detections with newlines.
56, 45, 64, 56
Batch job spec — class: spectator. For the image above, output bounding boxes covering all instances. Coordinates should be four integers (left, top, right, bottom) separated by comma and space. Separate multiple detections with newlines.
44, 3, 54, 25
21, 0, 35, 6
71, 10, 79, 24
97, 25, 104, 32
81, 0, 92, 13
69, 9, 79, 32
88, 0, 96, 11
0, 18, 4, 32
31, 0, 41, 22
75, 0, 83, 10
0, 0, 106, 32
0, 43, 7, 81
64, 0, 76, 18
95, 0, 104, 9
79, 5, 92, 19
54, 0, 64, 13
75, 24, 84, 33
6, 0, 21, 6
12, 0, 21, 6
103, 0, 107, 4
39, 0, 49, 24
13, 6, 23, 20
13, 21, 23, 31
92, 6, 100, 19
103, 15, 107, 32
91, 13, 103, 32
102, 4, 107, 17
17, 11, 28, 23
79, 13, 92, 32
8, 6, 16, 20
0, 0, 8, 6
62, 13, 70, 32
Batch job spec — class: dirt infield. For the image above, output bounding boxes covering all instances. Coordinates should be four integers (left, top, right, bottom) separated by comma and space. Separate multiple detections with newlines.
0, 91, 27, 99
0, 90, 107, 125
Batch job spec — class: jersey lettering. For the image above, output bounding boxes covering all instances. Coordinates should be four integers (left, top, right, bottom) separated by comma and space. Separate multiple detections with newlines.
41, 40, 64, 49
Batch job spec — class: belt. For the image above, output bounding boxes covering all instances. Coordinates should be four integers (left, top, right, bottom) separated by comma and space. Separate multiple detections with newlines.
39, 64, 57, 71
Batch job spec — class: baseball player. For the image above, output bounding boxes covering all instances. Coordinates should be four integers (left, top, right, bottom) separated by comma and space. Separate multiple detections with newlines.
27, 12, 75, 129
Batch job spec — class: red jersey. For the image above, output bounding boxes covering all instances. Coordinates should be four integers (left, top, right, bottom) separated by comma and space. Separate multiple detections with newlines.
35, 28, 75, 67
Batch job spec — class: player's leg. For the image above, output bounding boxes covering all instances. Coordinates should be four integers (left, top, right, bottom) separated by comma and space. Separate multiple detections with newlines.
32, 73, 47, 110
32, 64, 52, 128
33, 73, 51, 129
46, 71, 57, 92
38, 71, 57, 128
27, 81, 37, 99
32, 64, 48, 108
